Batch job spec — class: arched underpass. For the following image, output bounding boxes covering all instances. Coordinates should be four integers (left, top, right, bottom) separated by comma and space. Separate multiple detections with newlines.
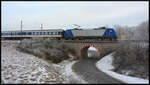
65, 41, 118, 60
80, 45, 100, 59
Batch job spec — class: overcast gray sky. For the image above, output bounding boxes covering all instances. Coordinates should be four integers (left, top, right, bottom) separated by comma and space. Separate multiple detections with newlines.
2, 1, 149, 31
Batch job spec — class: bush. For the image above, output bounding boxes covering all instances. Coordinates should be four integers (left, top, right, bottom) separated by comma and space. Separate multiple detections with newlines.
112, 41, 149, 79
113, 20, 149, 79
16, 38, 76, 63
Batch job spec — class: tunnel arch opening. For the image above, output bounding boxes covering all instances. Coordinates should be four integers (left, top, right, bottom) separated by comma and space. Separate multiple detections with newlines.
79, 44, 100, 59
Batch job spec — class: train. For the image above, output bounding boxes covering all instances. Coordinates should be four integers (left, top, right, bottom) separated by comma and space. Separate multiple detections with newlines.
1, 27, 117, 40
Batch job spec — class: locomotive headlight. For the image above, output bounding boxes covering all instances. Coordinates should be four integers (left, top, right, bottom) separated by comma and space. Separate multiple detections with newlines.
110, 30, 112, 32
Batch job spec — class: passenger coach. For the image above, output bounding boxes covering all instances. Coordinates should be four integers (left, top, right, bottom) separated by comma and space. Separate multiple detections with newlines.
1, 29, 63, 40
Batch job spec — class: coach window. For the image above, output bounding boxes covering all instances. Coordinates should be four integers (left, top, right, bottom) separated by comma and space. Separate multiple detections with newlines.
18, 32, 20, 35
55, 32, 57, 35
44, 32, 46, 35
51, 32, 53, 35
58, 32, 60, 35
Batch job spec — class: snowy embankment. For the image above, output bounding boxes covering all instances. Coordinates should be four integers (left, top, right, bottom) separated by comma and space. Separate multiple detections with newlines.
95, 53, 149, 84
1, 42, 65, 84
1, 41, 85, 84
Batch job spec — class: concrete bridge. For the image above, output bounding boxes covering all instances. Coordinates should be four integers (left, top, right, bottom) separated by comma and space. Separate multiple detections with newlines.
64, 40, 119, 60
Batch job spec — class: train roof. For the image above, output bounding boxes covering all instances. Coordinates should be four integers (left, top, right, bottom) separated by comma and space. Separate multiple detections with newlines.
2, 29, 64, 32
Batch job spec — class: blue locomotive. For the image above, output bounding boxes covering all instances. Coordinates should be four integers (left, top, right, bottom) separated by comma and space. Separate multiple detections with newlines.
63, 28, 117, 40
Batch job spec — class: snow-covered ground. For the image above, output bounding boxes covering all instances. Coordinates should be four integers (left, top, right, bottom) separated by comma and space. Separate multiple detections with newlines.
96, 53, 149, 84
88, 47, 99, 58
88, 46, 97, 51
1, 41, 85, 84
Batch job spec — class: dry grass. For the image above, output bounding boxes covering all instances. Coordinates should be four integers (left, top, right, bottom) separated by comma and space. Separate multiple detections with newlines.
17, 38, 76, 63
